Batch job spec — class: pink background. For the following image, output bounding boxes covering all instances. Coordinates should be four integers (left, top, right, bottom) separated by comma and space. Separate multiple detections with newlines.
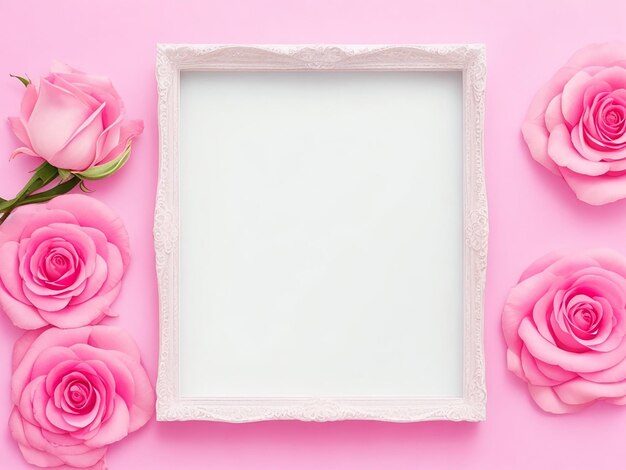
2, 0, 626, 468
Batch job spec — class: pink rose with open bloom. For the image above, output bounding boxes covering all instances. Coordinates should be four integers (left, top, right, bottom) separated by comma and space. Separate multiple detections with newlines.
502, 249, 626, 413
10, 326, 154, 469
8, 62, 143, 174
0, 194, 130, 329
522, 43, 626, 205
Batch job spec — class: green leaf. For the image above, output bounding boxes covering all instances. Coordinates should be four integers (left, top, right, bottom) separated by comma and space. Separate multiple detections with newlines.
0, 199, 13, 212
0, 162, 64, 224
18, 177, 80, 206
0, 162, 61, 214
10, 74, 30, 87
76, 144, 131, 180
13, 162, 59, 201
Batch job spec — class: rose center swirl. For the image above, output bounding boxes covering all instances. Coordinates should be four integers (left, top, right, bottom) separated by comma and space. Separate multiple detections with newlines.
63, 378, 93, 411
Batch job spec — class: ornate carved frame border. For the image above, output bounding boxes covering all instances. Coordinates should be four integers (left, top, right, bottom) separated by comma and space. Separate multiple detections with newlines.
155, 44, 487, 422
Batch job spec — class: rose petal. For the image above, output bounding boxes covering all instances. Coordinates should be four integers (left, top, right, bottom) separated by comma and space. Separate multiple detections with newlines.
534, 358, 577, 382
0, 241, 29, 303
0, 282, 47, 330
589, 66, 626, 90
532, 285, 559, 345
62, 388, 102, 429
15, 208, 79, 241
57, 447, 108, 469
561, 69, 594, 125
560, 166, 626, 205
502, 271, 558, 354
548, 124, 609, 175
54, 66, 121, 101
85, 395, 130, 447
518, 251, 569, 281
13, 329, 44, 373
114, 353, 154, 431
521, 121, 561, 175
23, 287, 72, 312
544, 94, 565, 132
519, 317, 626, 372
527, 384, 589, 413
27, 78, 93, 159
39, 284, 120, 328
20, 84, 39, 121
98, 119, 143, 165
8, 116, 32, 148
47, 195, 130, 268
87, 326, 141, 361
12, 328, 92, 403
520, 346, 563, 386
22, 413, 95, 457
586, 248, 626, 278
572, 120, 626, 162
69, 255, 108, 305
566, 43, 626, 69
9, 146, 40, 159
10, 409, 65, 467
70, 346, 134, 405
31, 346, 80, 379
49, 73, 101, 111
98, 242, 124, 293
18, 376, 46, 425
542, 253, 601, 277
50, 102, 105, 171
580, 350, 626, 383
554, 378, 626, 405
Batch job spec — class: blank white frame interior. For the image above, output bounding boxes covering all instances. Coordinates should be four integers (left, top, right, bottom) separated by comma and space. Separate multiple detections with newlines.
155, 44, 487, 422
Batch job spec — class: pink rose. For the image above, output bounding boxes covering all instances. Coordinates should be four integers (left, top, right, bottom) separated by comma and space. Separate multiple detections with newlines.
0, 194, 130, 329
502, 249, 626, 413
8, 62, 143, 174
9, 326, 154, 469
522, 43, 626, 205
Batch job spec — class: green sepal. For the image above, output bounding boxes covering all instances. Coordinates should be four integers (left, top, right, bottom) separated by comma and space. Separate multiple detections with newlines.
76, 144, 131, 180
79, 181, 93, 193
58, 168, 73, 182
10, 74, 31, 87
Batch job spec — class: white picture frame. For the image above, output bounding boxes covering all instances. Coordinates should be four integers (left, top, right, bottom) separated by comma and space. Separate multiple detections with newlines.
155, 44, 487, 422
